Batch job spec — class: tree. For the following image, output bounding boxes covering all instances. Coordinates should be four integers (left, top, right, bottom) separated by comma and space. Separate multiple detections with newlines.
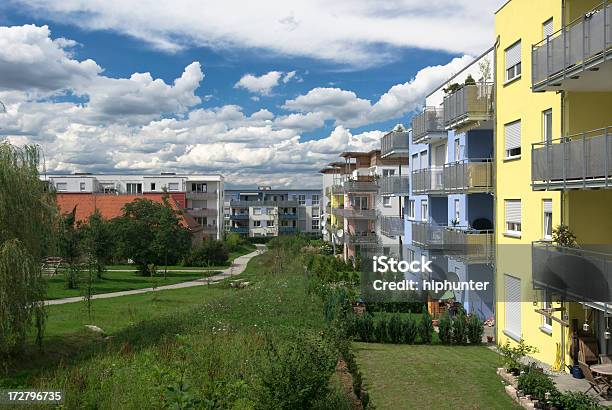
80, 209, 113, 278
182, 240, 229, 267
58, 206, 81, 264
0, 143, 57, 356
112, 198, 191, 275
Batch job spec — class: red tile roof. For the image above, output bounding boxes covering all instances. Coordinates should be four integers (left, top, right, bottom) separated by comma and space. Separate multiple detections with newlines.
56, 193, 201, 231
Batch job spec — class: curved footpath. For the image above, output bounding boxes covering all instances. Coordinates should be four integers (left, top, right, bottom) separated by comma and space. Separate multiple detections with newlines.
45, 244, 266, 306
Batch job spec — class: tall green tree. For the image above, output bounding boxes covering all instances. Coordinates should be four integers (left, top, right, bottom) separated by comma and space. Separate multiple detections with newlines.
58, 206, 81, 264
0, 143, 57, 356
80, 209, 113, 278
113, 198, 191, 275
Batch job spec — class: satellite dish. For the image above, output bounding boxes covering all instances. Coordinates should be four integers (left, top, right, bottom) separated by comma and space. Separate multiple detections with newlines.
336, 228, 344, 238
322, 228, 328, 235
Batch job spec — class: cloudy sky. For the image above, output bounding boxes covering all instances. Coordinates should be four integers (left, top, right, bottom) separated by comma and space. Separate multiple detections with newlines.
0, 0, 503, 188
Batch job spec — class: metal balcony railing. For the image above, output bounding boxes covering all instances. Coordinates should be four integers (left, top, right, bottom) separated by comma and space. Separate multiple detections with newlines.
442, 227, 494, 262
229, 213, 249, 220
378, 175, 410, 196
186, 191, 218, 200
411, 222, 445, 248
230, 200, 298, 208
381, 131, 410, 158
343, 180, 379, 193
230, 226, 249, 234
532, 242, 612, 302
278, 213, 298, 220
185, 208, 218, 217
532, 2, 612, 91
411, 160, 493, 194
346, 232, 379, 244
443, 83, 494, 129
279, 226, 297, 234
412, 107, 445, 144
333, 208, 377, 220
380, 216, 404, 237
532, 126, 612, 190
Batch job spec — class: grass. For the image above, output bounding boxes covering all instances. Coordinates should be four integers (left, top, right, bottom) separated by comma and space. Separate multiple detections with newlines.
354, 343, 520, 410
45, 269, 221, 299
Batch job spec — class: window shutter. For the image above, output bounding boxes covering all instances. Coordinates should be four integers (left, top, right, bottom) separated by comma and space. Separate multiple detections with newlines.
505, 41, 522, 70
543, 199, 552, 213
504, 274, 522, 338
543, 18, 554, 37
505, 120, 521, 151
505, 200, 521, 224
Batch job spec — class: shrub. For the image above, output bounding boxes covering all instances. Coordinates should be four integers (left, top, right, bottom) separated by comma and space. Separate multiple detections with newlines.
182, 240, 229, 267
64, 264, 80, 289
499, 338, 539, 374
387, 313, 403, 343
360, 313, 375, 342
419, 306, 434, 344
452, 312, 467, 345
253, 334, 336, 410
374, 316, 388, 343
224, 233, 245, 252
438, 311, 452, 344
517, 369, 558, 402
401, 315, 418, 344
551, 391, 604, 410
466, 314, 484, 345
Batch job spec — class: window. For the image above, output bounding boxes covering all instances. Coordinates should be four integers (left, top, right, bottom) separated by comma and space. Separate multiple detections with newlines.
80, 182, 86, 191
298, 194, 306, 206
504, 120, 521, 159
542, 290, 553, 330
505, 40, 521, 82
419, 151, 428, 170
151, 183, 156, 191
312, 194, 319, 203
382, 196, 391, 207
407, 200, 415, 219
505, 199, 522, 236
454, 199, 460, 222
191, 183, 207, 193
543, 18, 553, 38
382, 169, 395, 177
411, 154, 419, 171
454, 138, 461, 162
168, 182, 179, 191
253, 221, 261, 227
420, 200, 428, 222
543, 199, 553, 240
56, 182, 67, 191
266, 220, 274, 227
543, 109, 553, 143
504, 274, 522, 340
351, 196, 369, 210
126, 183, 142, 194
253, 208, 262, 215
312, 207, 320, 217
312, 220, 320, 230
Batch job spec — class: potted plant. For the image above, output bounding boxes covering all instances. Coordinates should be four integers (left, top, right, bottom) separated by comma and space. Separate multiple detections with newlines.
464, 74, 476, 85
552, 224, 577, 248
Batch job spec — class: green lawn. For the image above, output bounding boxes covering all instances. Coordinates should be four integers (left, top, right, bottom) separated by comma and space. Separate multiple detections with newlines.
354, 343, 519, 410
45, 269, 221, 299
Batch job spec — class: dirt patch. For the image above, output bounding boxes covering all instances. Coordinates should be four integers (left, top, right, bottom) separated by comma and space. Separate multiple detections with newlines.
336, 357, 364, 410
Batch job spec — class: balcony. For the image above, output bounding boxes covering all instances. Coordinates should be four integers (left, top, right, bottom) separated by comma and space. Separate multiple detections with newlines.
378, 175, 410, 196
230, 213, 249, 220
186, 191, 218, 200
230, 226, 249, 234
200, 225, 218, 233
230, 200, 298, 208
185, 208, 218, 217
532, 127, 612, 190
346, 232, 379, 245
443, 83, 494, 130
380, 216, 404, 237
332, 207, 377, 220
381, 130, 410, 158
442, 227, 493, 262
412, 222, 445, 248
412, 160, 493, 194
532, 242, 612, 302
532, 2, 612, 92
343, 179, 379, 193
279, 213, 298, 220
412, 107, 446, 144
279, 226, 297, 234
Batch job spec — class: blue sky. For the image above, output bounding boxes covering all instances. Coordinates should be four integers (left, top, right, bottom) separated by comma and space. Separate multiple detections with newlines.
0, 0, 502, 187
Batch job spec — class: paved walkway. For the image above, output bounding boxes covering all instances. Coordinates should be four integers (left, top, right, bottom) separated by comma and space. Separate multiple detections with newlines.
45, 245, 266, 306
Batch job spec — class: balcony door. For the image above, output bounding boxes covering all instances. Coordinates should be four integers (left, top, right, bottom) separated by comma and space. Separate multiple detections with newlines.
432, 143, 446, 190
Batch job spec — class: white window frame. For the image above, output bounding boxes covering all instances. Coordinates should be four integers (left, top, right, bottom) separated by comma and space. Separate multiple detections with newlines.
253, 207, 262, 215
543, 109, 553, 143
126, 183, 142, 195
420, 200, 428, 222
168, 182, 179, 191
312, 219, 320, 230
504, 274, 522, 341
541, 290, 553, 332
543, 199, 553, 240
298, 194, 306, 206
55, 182, 67, 192
311, 194, 319, 203
504, 120, 522, 160
382, 196, 392, 207
505, 199, 522, 237
253, 220, 261, 227
80, 182, 86, 191
505, 40, 522, 83
407, 200, 415, 220
454, 199, 461, 222
543, 17, 554, 38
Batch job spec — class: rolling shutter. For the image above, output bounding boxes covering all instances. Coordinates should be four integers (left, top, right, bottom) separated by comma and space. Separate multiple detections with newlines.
504, 274, 522, 339
505, 120, 521, 151
505, 200, 521, 224
543, 199, 552, 213
505, 41, 522, 70
543, 18, 554, 37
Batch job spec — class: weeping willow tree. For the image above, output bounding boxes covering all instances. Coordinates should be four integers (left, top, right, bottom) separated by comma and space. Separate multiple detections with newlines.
0, 142, 57, 357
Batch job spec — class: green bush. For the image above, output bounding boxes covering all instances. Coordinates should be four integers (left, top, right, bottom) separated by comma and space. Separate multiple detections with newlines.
374, 316, 388, 343
182, 240, 229, 267
466, 314, 484, 345
387, 313, 403, 343
360, 313, 375, 342
551, 391, 604, 410
517, 369, 558, 402
438, 311, 452, 344
224, 232, 245, 252
452, 312, 467, 345
64, 264, 80, 289
253, 334, 337, 409
499, 338, 539, 374
401, 315, 418, 344
419, 306, 434, 344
